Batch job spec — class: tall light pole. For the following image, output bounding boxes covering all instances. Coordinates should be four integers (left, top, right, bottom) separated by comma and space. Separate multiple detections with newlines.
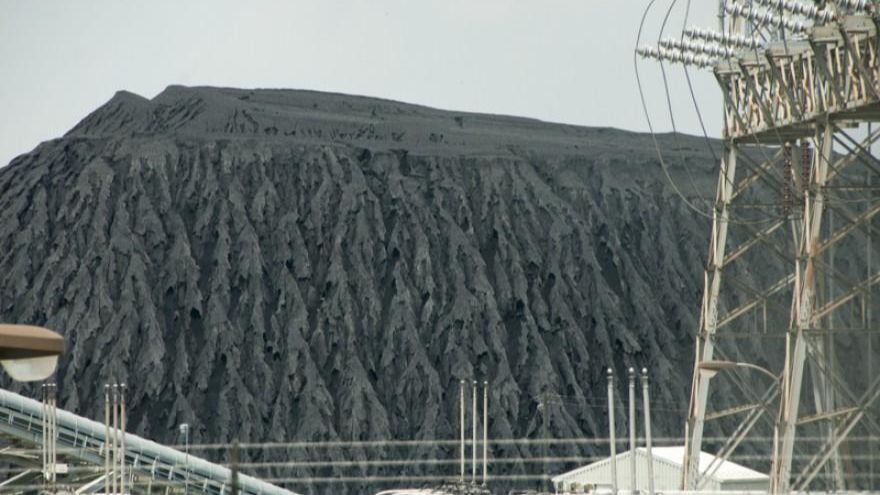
641, 369, 654, 495
538, 393, 549, 491
607, 368, 618, 495
120, 383, 126, 495
179, 423, 191, 495
460, 379, 465, 484
112, 384, 118, 495
628, 368, 636, 494
472, 381, 477, 484
104, 385, 110, 495
482, 381, 488, 487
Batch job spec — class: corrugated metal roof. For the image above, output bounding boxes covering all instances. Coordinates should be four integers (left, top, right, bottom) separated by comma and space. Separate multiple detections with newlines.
552, 445, 767, 484
648, 446, 767, 481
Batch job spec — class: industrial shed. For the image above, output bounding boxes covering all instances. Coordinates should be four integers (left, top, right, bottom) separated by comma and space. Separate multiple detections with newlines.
551, 446, 768, 493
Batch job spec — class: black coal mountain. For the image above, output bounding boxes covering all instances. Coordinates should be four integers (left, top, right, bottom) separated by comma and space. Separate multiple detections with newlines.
0, 86, 721, 491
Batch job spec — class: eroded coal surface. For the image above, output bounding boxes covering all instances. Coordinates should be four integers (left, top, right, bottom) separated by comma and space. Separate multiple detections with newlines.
0, 86, 722, 493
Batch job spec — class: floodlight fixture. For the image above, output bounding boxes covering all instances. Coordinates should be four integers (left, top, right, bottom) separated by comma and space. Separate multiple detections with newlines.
0, 325, 64, 382
698, 360, 778, 382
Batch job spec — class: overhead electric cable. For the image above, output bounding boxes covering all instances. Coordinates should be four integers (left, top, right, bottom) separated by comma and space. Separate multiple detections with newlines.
636, 0, 716, 222
637, 0, 783, 225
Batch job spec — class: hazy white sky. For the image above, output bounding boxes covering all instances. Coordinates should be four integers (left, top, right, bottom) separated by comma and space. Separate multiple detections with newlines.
0, 0, 720, 166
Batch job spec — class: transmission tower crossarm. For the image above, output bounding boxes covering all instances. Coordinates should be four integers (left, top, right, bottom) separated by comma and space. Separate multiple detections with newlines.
838, 27, 880, 101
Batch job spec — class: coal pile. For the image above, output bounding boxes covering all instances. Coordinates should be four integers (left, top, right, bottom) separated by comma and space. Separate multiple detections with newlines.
0, 86, 722, 493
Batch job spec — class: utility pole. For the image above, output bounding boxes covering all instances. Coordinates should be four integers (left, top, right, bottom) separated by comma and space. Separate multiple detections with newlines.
538, 392, 550, 491
642, 369, 654, 495
608, 368, 618, 495
120, 383, 126, 495
180, 423, 191, 495
460, 379, 465, 484
112, 384, 118, 495
482, 381, 488, 487
41, 384, 47, 489
230, 441, 240, 495
628, 368, 636, 494
472, 380, 477, 484
104, 385, 110, 495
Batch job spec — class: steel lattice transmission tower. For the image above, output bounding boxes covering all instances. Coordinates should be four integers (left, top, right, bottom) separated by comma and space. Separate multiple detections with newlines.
639, 0, 880, 492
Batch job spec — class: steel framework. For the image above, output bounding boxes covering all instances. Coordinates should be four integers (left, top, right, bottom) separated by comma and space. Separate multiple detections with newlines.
0, 387, 295, 494
640, 1, 880, 492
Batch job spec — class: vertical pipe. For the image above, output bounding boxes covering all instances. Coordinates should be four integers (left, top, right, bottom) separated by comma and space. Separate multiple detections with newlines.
230, 441, 240, 495
51, 384, 57, 485
607, 368, 618, 495
472, 380, 477, 484
541, 394, 548, 489
460, 379, 465, 484
104, 385, 110, 495
483, 381, 488, 486
41, 384, 46, 483
642, 369, 654, 495
121, 383, 127, 494
867, 153, 874, 486
112, 384, 118, 495
45, 385, 51, 484
52, 385, 55, 483
48, 384, 52, 483
46, 384, 50, 484
45, 385, 50, 484
184, 424, 190, 495
629, 368, 637, 494
47, 384, 53, 485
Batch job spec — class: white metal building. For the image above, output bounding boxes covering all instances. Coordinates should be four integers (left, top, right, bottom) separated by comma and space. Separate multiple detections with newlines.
551, 446, 768, 493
